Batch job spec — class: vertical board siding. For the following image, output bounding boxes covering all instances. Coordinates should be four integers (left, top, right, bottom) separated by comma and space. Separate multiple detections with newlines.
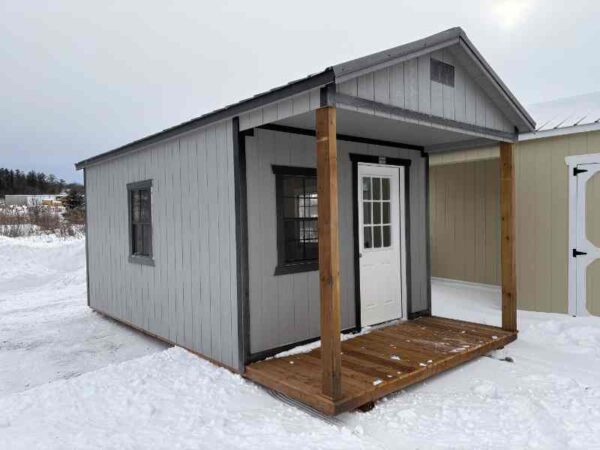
246, 129, 428, 354
515, 131, 600, 314
239, 89, 321, 131
429, 159, 501, 286
337, 45, 514, 134
86, 121, 240, 370
429, 130, 600, 315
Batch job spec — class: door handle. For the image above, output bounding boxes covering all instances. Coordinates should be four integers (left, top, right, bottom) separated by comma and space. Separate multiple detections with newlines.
573, 249, 588, 258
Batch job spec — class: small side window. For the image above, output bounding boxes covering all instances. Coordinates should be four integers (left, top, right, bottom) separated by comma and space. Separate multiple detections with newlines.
430, 58, 455, 87
127, 180, 154, 265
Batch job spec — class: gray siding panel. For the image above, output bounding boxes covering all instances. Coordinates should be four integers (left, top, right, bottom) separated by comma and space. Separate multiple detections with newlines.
238, 89, 321, 131
86, 120, 240, 371
246, 129, 428, 354
337, 45, 514, 134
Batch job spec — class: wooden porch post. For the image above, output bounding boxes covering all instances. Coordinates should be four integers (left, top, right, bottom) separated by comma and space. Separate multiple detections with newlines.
316, 106, 342, 400
500, 142, 517, 332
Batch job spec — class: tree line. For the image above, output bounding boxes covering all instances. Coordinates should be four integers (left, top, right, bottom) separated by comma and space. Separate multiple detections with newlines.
0, 168, 82, 197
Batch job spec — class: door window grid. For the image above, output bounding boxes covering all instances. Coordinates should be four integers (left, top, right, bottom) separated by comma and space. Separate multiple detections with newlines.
362, 176, 392, 249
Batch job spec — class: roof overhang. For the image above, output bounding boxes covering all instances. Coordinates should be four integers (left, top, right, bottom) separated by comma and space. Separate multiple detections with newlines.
75, 69, 334, 169
76, 27, 534, 170
332, 27, 535, 134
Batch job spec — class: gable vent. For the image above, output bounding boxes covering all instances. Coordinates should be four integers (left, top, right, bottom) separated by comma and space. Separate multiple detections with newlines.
430, 58, 455, 87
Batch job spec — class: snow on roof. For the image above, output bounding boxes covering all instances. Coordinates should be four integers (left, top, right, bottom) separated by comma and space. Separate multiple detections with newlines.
528, 91, 600, 132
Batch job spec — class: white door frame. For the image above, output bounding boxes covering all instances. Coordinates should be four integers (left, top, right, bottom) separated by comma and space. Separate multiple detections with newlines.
356, 162, 408, 326
565, 152, 600, 316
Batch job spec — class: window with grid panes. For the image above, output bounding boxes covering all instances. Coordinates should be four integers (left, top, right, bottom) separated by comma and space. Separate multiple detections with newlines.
273, 166, 318, 274
128, 180, 153, 261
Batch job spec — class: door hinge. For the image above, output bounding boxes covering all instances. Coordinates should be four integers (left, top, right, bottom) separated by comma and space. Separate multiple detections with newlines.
572, 248, 588, 257
574, 167, 588, 176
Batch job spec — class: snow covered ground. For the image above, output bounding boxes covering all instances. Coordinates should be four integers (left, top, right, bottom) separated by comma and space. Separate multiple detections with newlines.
1, 237, 600, 449
0, 235, 166, 397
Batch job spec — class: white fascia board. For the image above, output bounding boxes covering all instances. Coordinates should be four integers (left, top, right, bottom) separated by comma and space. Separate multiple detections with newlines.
520, 122, 600, 142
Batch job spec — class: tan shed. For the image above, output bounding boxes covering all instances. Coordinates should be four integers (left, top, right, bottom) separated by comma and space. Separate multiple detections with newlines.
429, 92, 600, 316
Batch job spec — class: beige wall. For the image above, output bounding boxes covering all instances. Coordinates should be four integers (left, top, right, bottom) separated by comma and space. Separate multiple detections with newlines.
429, 130, 600, 314
430, 159, 500, 286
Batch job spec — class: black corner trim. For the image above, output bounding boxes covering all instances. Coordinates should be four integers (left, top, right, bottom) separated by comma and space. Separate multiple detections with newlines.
424, 153, 431, 314
233, 117, 251, 372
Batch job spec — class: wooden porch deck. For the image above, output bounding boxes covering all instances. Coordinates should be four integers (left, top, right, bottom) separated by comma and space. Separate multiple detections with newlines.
245, 316, 517, 415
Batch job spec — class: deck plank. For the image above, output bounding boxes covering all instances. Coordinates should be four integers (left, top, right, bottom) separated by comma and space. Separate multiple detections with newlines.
245, 316, 517, 415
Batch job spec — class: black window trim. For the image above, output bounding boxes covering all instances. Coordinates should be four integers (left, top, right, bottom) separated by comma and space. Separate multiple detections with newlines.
127, 179, 155, 266
272, 165, 319, 276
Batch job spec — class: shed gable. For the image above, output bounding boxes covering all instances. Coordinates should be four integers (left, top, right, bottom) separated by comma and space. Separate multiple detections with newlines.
336, 46, 514, 134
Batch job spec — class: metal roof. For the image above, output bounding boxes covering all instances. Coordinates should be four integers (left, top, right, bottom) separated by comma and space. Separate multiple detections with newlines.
76, 27, 534, 170
530, 92, 600, 131
519, 92, 600, 141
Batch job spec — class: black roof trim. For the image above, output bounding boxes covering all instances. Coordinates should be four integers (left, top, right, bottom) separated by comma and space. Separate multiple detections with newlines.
75, 68, 335, 169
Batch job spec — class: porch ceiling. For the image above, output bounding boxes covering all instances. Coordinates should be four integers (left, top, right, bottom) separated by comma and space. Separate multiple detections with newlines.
274, 109, 498, 152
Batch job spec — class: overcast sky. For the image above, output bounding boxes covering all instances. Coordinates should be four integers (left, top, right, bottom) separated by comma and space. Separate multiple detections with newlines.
1, 0, 599, 182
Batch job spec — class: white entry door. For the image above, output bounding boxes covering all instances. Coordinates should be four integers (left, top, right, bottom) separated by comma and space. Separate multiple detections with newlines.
574, 163, 600, 316
358, 163, 405, 326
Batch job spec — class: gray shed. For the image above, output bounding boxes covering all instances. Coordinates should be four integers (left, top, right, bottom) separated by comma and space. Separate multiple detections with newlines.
76, 27, 534, 415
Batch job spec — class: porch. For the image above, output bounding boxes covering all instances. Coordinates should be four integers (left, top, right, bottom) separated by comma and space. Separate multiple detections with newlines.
245, 315, 516, 415
235, 30, 526, 413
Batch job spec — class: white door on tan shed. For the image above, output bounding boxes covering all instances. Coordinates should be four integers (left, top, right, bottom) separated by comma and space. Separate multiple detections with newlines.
573, 163, 600, 316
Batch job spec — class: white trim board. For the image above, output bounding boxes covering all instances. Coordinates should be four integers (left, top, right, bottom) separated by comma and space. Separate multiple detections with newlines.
565, 152, 600, 316
520, 122, 600, 141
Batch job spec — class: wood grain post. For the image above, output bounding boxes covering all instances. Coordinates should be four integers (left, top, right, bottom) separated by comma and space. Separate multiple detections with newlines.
316, 106, 342, 400
500, 142, 517, 332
